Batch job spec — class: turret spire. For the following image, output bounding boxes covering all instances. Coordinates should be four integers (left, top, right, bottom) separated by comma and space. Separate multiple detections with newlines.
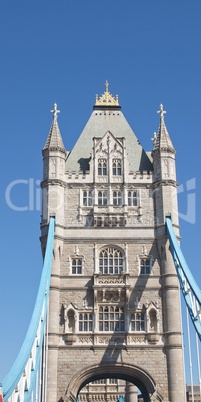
153, 104, 175, 152
43, 103, 66, 154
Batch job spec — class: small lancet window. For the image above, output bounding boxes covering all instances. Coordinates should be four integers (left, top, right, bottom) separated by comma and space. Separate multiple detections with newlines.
113, 191, 122, 206
130, 312, 145, 331
113, 160, 122, 176
79, 313, 93, 331
83, 190, 92, 206
128, 191, 138, 206
98, 191, 108, 205
98, 159, 107, 176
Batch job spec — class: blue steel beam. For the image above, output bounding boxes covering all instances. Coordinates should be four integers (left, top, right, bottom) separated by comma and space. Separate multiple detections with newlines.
166, 216, 201, 340
1, 217, 55, 401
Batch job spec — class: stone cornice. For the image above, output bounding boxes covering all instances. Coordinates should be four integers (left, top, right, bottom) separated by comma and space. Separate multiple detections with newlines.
40, 178, 66, 188
152, 179, 178, 188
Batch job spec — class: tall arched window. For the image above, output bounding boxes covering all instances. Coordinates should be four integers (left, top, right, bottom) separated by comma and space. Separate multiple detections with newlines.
112, 160, 122, 175
128, 191, 138, 206
98, 191, 108, 205
99, 247, 123, 274
130, 312, 145, 331
83, 190, 92, 206
113, 191, 122, 206
79, 313, 93, 331
98, 159, 107, 175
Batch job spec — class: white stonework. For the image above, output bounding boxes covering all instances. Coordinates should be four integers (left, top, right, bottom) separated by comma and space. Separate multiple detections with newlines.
40, 95, 185, 401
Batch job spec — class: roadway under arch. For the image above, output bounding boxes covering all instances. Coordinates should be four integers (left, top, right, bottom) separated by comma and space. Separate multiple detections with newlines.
65, 362, 163, 402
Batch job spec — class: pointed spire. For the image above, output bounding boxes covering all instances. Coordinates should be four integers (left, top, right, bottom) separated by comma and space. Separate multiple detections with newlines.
43, 103, 66, 154
153, 104, 175, 152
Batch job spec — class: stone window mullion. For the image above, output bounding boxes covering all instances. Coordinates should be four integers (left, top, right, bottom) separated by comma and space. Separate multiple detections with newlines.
78, 312, 93, 332
99, 247, 124, 274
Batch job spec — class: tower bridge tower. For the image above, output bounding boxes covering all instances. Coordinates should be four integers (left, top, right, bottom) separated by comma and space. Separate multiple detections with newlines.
40, 83, 185, 401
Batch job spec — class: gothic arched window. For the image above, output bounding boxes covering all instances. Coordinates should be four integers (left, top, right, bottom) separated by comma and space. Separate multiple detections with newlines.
99, 247, 123, 274
113, 191, 122, 206
112, 160, 122, 176
99, 306, 125, 331
98, 159, 107, 175
130, 312, 145, 331
128, 191, 138, 206
98, 191, 108, 205
83, 190, 92, 206
79, 313, 93, 331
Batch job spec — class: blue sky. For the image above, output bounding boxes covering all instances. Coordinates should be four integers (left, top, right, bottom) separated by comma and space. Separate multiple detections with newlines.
0, 0, 201, 388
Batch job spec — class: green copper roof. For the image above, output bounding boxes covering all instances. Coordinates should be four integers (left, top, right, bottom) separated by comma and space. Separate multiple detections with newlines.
65, 109, 153, 173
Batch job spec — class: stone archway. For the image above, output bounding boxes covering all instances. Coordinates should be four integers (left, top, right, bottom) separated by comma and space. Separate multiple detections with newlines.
65, 362, 163, 402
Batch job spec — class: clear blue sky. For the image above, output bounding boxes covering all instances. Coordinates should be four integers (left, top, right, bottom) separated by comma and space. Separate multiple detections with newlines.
1, 0, 201, 387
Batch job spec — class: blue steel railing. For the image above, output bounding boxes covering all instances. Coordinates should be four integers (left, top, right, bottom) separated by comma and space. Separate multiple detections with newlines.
1, 217, 55, 401
166, 216, 201, 340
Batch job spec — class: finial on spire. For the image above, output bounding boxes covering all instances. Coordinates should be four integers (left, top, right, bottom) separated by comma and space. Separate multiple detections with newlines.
151, 132, 157, 147
157, 104, 166, 119
50, 103, 60, 120
95, 82, 119, 106
105, 80, 109, 92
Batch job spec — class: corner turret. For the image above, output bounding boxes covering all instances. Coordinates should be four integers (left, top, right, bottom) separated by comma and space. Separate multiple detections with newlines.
41, 103, 67, 226
152, 104, 178, 228
43, 103, 66, 154
152, 106, 185, 400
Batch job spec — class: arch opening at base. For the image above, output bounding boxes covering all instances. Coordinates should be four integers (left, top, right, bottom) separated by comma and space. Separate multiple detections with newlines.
65, 363, 163, 402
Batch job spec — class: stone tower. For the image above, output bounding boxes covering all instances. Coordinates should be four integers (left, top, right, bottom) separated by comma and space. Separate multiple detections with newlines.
40, 83, 185, 402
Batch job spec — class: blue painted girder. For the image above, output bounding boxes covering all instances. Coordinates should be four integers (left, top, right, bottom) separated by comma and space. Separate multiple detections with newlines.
166, 217, 201, 340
